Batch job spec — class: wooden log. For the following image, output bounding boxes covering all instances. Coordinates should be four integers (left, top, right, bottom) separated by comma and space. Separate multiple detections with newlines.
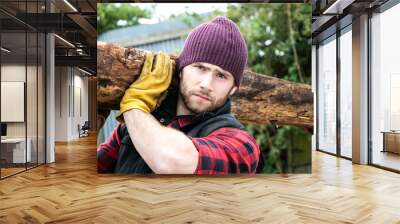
97, 42, 314, 130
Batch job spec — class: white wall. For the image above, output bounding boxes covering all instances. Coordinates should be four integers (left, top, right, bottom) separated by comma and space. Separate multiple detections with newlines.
1, 65, 26, 140
73, 72, 89, 138
1, 64, 46, 164
1, 65, 39, 138
54, 67, 89, 141
1, 66, 25, 134
54, 66, 68, 141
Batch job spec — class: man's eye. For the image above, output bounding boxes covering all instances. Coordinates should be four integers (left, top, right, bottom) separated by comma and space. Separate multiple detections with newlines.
195, 65, 206, 70
217, 73, 226, 79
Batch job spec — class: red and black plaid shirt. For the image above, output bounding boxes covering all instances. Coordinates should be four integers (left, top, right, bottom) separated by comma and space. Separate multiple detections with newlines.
97, 115, 260, 174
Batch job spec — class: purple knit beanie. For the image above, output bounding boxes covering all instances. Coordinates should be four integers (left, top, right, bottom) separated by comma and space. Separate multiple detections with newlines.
177, 16, 248, 87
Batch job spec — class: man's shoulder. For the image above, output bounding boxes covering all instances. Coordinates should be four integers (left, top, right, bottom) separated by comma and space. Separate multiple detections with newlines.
203, 113, 245, 131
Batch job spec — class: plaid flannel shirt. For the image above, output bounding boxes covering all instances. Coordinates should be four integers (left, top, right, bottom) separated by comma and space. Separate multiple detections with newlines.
97, 115, 260, 174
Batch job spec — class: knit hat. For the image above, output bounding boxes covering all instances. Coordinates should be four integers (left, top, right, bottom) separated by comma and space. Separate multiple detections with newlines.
177, 16, 248, 87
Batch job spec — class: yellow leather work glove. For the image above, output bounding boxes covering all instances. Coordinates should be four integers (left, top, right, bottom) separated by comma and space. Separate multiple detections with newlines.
116, 52, 174, 122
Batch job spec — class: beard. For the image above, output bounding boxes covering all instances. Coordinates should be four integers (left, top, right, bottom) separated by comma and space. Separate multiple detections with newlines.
179, 79, 232, 115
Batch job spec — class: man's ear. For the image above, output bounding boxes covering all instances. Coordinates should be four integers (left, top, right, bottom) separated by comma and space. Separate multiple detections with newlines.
229, 86, 238, 96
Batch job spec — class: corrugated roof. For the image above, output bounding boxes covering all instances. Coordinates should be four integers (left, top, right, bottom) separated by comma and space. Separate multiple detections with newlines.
98, 13, 211, 46
133, 37, 186, 54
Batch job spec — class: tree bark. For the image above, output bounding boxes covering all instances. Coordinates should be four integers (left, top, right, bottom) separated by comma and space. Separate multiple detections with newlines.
97, 42, 314, 130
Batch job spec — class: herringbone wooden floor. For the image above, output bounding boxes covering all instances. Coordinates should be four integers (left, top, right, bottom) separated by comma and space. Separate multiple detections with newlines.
0, 135, 399, 224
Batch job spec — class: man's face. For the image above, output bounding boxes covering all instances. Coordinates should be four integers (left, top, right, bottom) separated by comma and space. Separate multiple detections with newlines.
179, 62, 238, 114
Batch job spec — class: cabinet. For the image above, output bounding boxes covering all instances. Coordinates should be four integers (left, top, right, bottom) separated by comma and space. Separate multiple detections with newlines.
382, 132, 400, 154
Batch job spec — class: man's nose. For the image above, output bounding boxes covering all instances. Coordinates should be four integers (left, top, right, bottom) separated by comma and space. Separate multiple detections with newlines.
199, 72, 213, 90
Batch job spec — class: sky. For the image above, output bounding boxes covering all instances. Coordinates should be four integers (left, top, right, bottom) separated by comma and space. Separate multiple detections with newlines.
114, 3, 232, 24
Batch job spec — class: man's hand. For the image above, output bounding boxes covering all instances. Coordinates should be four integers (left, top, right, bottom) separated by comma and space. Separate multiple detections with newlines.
116, 52, 174, 122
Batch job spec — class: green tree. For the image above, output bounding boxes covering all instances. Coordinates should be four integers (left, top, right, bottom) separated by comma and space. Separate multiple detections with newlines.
226, 3, 312, 173
227, 3, 311, 84
97, 4, 152, 35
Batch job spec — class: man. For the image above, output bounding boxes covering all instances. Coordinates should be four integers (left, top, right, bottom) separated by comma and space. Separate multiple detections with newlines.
97, 16, 260, 174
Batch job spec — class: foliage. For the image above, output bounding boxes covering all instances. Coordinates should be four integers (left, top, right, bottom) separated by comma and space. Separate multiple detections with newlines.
226, 3, 312, 173
227, 3, 311, 84
97, 4, 152, 35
